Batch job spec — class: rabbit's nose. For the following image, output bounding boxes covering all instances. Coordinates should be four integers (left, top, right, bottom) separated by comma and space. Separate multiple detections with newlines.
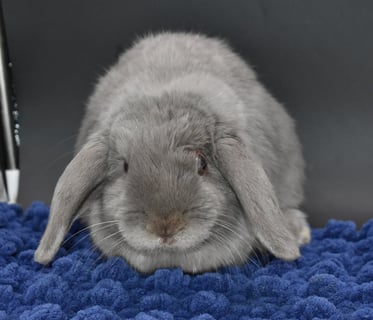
158, 225, 177, 245
146, 212, 186, 243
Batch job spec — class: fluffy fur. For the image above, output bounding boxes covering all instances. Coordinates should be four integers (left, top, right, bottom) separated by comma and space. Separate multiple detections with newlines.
35, 32, 310, 273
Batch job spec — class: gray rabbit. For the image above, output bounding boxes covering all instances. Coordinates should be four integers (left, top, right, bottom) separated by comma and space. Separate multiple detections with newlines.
34, 32, 310, 273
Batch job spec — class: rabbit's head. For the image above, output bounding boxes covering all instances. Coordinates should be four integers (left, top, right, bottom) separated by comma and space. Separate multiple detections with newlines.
34, 92, 300, 273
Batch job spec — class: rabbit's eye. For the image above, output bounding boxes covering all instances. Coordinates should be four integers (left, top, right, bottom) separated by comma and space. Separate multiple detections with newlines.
196, 153, 207, 176
123, 160, 129, 173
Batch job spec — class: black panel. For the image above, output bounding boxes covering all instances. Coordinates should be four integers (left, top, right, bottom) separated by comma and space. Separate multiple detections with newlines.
3, 0, 373, 226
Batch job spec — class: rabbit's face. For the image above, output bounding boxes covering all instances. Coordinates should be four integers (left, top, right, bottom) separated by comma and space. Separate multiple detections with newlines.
89, 95, 250, 272
105, 138, 221, 251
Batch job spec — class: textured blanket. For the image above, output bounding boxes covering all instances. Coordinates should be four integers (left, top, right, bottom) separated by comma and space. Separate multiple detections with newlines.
0, 202, 372, 320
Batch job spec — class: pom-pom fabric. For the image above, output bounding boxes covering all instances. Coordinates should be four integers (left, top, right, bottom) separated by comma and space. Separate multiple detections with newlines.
0, 202, 372, 319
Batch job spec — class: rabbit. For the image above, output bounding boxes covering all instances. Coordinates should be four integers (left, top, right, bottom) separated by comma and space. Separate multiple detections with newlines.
34, 31, 311, 274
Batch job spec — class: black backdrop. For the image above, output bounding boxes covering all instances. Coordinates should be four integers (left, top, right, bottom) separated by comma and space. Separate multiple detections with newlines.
3, 0, 373, 227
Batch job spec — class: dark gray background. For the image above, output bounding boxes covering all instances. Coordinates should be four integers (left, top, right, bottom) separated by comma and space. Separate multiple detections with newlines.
3, 0, 373, 227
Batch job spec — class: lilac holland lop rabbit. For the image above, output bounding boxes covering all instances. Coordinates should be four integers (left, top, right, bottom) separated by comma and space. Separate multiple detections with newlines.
34, 32, 311, 273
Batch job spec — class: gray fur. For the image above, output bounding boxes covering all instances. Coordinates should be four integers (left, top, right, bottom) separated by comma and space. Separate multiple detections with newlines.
34, 31, 310, 273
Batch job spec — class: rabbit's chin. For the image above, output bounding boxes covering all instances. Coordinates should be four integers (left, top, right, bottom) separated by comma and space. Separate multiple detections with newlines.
118, 235, 255, 274
88, 198, 256, 273
103, 222, 256, 274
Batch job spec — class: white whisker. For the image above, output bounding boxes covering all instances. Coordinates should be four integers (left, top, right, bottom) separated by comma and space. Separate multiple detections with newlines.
62, 220, 120, 246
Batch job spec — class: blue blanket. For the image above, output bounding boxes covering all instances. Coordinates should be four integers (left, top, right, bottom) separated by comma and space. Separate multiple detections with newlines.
0, 202, 372, 320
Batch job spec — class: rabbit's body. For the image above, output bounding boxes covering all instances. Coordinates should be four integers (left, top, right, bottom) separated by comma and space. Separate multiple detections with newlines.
79, 32, 304, 209
35, 32, 310, 273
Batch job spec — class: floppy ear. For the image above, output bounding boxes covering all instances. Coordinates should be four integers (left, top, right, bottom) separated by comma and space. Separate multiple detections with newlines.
216, 136, 300, 260
34, 138, 108, 265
